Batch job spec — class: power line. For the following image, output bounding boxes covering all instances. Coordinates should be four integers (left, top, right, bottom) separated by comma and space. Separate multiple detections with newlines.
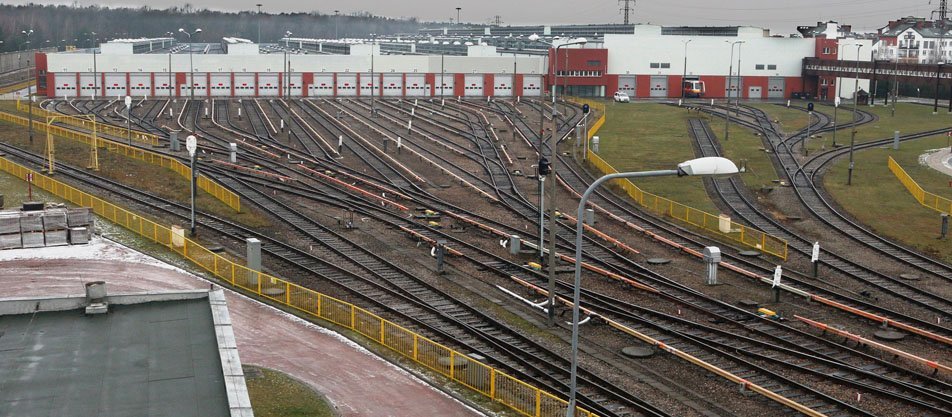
619, 0, 636, 25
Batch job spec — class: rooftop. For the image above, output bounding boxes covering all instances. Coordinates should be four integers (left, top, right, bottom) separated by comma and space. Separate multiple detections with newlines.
0, 289, 248, 417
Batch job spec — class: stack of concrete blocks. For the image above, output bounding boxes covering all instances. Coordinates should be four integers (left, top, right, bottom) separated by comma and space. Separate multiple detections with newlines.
67, 208, 92, 245
42, 208, 69, 247
0, 212, 20, 249
19, 212, 45, 248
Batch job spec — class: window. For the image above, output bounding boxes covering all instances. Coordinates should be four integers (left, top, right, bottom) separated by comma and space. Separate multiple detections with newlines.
767, 64, 777, 70
755, 64, 765, 70
822, 47, 831, 54
650, 63, 660, 68
660, 63, 670, 69
586, 60, 601, 67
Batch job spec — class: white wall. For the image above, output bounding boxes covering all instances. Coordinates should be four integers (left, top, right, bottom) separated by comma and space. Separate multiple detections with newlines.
47, 52, 545, 75
604, 33, 815, 78
835, 39, 873, 99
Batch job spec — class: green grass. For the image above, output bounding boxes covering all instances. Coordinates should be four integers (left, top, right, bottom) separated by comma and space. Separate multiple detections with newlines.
245, 366, 337, 417
823, 133, 952, 263
823, 103, 951, 146
592, 102, 720, 213
747, 103, 811, 132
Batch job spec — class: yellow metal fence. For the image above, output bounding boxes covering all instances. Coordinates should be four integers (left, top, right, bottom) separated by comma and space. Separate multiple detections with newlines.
17, 100, 159, 146
0, 155, 597, 417
888, 156, 952, 214
567, 97, 606, 140
0, 110, 240, 212
584, 135, 788, 260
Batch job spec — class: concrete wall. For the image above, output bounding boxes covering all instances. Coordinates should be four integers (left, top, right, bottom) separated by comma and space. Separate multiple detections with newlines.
834, 39, 874, 99
1, 48, 56, 73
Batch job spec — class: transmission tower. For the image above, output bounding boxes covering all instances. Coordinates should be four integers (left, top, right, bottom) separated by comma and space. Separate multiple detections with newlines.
931, 0, 948, 63
619, 0, 635, 25
493, 15, 503, 26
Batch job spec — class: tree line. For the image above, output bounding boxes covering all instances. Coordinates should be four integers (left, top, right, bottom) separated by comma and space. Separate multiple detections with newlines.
0, 3, 422, 53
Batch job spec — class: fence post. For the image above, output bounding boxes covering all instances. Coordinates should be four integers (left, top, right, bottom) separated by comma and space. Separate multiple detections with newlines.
535, 390, 542, 417
490, 369, 496, 400
450, 351, 456, 379
350, 304, 356, 329
380, 320, 385, 344
413, 334, 418, 361
285, 282, 291, 305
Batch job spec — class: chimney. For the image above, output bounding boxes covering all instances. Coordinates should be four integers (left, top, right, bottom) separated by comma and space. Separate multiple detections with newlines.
84, 281, 109, 315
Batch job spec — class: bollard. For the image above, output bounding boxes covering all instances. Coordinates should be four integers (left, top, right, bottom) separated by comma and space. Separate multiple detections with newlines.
591, 136, 600, 153
246, 238, 262, 286
204, 106, 209, 119
584, 208, 595, 226
338, 135, 344, 153
941, 214, 949, 239
384, 137, 390, 152
170, 131, 180, 152
229, 143, 237, 164
168, 107, 173, 119
436, 239, 446, 274
237, 106, 242, 120
893, 130, 900, 150
509, 234, 521, 255
397, 136, 402, 154
811, 242, 820, 278
772, 265, 782, 302
280, 119, 285, 133
575, 124, 583, 149
703, 247, 721, 285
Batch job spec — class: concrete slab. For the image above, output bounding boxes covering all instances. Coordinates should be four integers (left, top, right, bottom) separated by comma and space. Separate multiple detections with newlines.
0, 238, 485, 417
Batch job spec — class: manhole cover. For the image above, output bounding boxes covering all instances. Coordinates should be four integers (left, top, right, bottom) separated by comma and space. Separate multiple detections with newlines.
898, 273, 921, 281
873, 330, 906, 341
262, 288, 286, 297
621, 346, 655, 358
646, 258, 671, 265
738, 250, 762, 257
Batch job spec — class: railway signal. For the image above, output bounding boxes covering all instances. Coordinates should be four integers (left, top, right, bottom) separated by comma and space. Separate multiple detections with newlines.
772, 265, 783, 302
537, 158, 551, 176
186, 135, 198, 236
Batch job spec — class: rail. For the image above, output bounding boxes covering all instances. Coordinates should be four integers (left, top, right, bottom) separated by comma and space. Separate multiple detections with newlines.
16, 99, 160, 146
0, 110, 240, 212
888, 156, 952, 214
0, 155, 598, 417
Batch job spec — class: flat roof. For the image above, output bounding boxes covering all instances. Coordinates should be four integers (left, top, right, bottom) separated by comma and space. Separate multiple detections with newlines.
0, 297, 232, 417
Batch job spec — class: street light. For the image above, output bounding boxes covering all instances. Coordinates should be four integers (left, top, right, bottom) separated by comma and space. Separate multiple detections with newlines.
934, 61, 945, 114
334, 10, 340, 39
529, 33, 587, 326
125, 95, 133, 145
178, 27, 202, 102
724, 40, 745, 141
90, 32, 99, 99
847, 44, 863, 186
566, 157, 739, 417
22, 29, 34, 144
284, 31, 292, 99
167, 31, 174, 98
256, 4, 263, 44
681, 39, 692, 100
186, 135, 198, 236
456, 7, 462, 25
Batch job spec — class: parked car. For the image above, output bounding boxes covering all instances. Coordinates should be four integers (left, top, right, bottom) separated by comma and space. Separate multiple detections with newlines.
613, 91, 631, 103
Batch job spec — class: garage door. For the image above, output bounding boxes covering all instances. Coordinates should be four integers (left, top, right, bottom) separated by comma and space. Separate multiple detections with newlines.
155, 73, 175, 97
649, 76, 667, 98
521, 75, 542, 97
748, 86, 763, 99
359, 73, 378, 97
79, 73, 99, 97
285, 74, 303, 97
179, 73, 207, 98
617, 75, 636, 96
258, 73, 280, 97
725, 76, 743, 100
435, 74, 454, 97
234, 74, 255, 96
54, 73, 77, 97
382, 74, 403, 97
464, 74, 484, 97
405, 74, 427, 97
493, 74, 513, 97
310, 74, 334, 96
209, 73, 231, 97
129, 74, 151, 97
767, 77, 785, 99
337, 73, 357, 96
104, 73, 127, 97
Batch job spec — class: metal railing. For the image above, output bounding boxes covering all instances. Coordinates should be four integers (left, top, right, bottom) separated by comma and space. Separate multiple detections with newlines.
888, 156, 952, 214
17, 100, 160, 146
0, 154, 598, 417
0, 110, 240, 212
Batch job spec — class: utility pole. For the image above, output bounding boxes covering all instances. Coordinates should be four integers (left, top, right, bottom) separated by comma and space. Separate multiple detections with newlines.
619, 0, 635, 25
256, 4, 263, 44
456, 7, 462, 25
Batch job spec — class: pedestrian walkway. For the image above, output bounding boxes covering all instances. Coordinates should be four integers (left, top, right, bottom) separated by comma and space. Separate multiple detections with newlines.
0, 237, 485, 417
922, 147, 952, 178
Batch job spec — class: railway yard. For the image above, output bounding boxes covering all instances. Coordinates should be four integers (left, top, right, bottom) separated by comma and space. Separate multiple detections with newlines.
0, 88, 948, 417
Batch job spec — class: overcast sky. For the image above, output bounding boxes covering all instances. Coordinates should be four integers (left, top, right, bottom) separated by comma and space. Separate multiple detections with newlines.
7, 0, 940, 33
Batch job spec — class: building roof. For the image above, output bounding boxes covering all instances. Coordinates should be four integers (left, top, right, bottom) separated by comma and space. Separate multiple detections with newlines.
879, 17, 952, 38
0, 290, 247, 417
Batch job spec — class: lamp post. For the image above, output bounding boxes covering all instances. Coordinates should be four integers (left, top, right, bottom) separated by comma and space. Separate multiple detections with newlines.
284, 30, 292, 99
532, 34, 587, 326
186, 135, 198, 237
847, 44, 863, 186
167, 32, 174, 98
565, 157, 739, 417
125, 95, 132, 145
22, 29, 34, 144
334, 10, 340, 39
681, 39, 692, 99
256, 4, 263, 44
934, 61, 944, 115
91, 32, 99, 99
724, 40, 744, 141
456, 7, 462, 25
178, 28, 202, 103
370, 33, 377, 117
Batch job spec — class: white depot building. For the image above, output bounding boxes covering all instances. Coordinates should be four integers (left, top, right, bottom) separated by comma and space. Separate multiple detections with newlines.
34, 24, 873, 100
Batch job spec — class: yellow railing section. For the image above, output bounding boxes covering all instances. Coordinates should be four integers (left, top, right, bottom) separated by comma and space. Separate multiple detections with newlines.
567, 98, 606, 140
888, 156, 952, 214
0, 79, 35, 95
0, 155, 599, 417
17, 99, 159, 146
586, 146, 788, 260
0, 110, 240, 212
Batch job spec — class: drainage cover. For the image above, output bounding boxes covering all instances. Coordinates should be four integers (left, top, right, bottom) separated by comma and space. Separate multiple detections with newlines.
646, 258, 671, 265
873, 330, 906, 341
621, 346, 655, 359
